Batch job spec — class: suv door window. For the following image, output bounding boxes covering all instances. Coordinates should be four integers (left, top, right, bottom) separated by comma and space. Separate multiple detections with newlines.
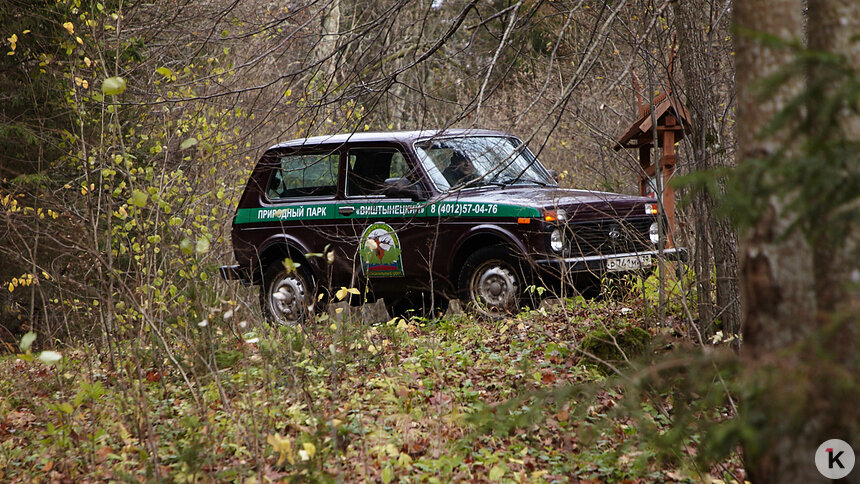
267, 152, 339, 200
346, 149, 413, 197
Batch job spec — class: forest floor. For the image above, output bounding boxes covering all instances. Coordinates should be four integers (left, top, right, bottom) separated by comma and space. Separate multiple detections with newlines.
0, 293, 743, 483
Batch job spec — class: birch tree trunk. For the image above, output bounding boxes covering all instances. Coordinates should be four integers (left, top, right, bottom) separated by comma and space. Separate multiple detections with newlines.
315, 0, 341, 82
736, 0, 860, 481
734, 0, 821, 481
807, 0, 860, 314
735, 0, 816, 352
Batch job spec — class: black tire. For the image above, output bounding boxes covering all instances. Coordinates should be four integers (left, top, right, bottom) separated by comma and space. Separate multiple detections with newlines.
385, 292, 449, 320
260, 263, 316, 325
458, 246, 531, 320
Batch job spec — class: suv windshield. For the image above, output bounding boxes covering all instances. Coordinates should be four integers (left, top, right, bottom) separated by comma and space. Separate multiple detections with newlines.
415, 136, 555, 191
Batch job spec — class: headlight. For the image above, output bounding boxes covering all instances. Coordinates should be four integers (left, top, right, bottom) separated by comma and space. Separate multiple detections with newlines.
649, 222, 660, 245
550, 229, 564, 252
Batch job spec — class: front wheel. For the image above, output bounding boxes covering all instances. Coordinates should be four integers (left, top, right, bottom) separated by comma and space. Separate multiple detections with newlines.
260, 263, 315, 325
458, 247, 529, 320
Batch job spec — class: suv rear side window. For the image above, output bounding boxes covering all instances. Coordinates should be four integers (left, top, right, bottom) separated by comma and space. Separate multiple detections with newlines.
346, 149, 410, 196
267, 152, 339, 199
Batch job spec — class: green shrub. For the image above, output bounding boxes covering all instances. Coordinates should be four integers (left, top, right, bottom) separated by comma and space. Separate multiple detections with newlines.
579, 326, 651, 374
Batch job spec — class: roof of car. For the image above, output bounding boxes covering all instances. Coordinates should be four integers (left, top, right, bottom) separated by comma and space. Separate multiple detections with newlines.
267, 128, 511, 150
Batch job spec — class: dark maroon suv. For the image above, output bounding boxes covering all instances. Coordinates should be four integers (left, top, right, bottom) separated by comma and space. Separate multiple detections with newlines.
220, 129, 685, 322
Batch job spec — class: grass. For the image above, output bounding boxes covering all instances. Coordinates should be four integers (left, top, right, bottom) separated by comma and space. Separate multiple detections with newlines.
0, 296, 740, 483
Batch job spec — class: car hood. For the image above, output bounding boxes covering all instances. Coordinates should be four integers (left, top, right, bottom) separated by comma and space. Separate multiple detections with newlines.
441, 186, 656, 220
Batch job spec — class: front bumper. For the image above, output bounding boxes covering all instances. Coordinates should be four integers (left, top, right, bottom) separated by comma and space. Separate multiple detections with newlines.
534, 247, 688, 273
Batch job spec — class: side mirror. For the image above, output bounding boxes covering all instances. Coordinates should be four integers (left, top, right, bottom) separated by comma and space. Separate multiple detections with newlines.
382, 177, 425, 201
547, 169, 560, 183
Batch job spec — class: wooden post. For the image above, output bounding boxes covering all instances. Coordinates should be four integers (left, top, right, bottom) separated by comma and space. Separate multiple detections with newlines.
660, 116, 677, 247
638, 145, 651, 196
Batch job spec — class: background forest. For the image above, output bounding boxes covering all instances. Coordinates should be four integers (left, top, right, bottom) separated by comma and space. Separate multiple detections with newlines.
0, 0, 857, 482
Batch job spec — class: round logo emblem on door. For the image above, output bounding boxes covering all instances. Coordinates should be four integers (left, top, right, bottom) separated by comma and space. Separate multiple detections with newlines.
359, 222, 404, 277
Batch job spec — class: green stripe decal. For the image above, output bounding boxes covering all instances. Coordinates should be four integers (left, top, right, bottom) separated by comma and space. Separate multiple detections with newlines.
234, 201, 540, 224
234, 204, 338, 224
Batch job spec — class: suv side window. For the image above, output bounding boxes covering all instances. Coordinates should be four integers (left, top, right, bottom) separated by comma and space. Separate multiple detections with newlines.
346, 149, 411, 197
267, 152, 339, 200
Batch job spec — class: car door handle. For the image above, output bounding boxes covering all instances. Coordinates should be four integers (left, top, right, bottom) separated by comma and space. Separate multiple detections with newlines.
338, 205, 355, 216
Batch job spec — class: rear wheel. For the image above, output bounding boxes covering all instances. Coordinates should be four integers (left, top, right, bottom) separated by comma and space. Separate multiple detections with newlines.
458, 247, 530, 320
260, 263, 315, 325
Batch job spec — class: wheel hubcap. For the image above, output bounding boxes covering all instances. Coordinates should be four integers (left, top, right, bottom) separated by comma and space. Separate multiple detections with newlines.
270, 275, 306, 324
472, 263, 518, 316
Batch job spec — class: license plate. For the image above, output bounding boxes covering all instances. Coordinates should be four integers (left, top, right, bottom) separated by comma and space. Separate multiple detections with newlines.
606, 254, 652, 272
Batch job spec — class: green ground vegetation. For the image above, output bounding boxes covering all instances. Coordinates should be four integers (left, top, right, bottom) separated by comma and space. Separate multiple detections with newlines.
0, 290, 742, 483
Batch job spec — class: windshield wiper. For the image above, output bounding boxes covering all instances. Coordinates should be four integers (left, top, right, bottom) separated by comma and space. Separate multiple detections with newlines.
494, 177, 548, 187
449, 177, 504, 190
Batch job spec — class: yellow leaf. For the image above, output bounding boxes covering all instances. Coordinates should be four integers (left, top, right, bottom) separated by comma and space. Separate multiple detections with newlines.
266, 434, 294, 466
281, 257, 299, 273
62, 22, 74, 35
384, 443, 399, 457
335, 287, 348, 300
285, 88, 292, 97
347, 288, 360, 295
101, 76, 127, 95
302, 442, 316, 459
84, 57, 91, 67
76, 36, 83, 45
489, 465, 505, 481
335, 307, 343, 314
130, 189, 147, 207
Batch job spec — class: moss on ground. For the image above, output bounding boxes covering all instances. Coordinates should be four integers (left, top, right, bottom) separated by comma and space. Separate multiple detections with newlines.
579, 325, 651, 374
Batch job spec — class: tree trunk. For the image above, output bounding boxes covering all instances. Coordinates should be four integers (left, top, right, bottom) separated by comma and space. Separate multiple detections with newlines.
734, 0, 825, 482
807, 0, 860, 314
315, 0, 341, 81
735, 0, 813, 352
674, 0, 741, 343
